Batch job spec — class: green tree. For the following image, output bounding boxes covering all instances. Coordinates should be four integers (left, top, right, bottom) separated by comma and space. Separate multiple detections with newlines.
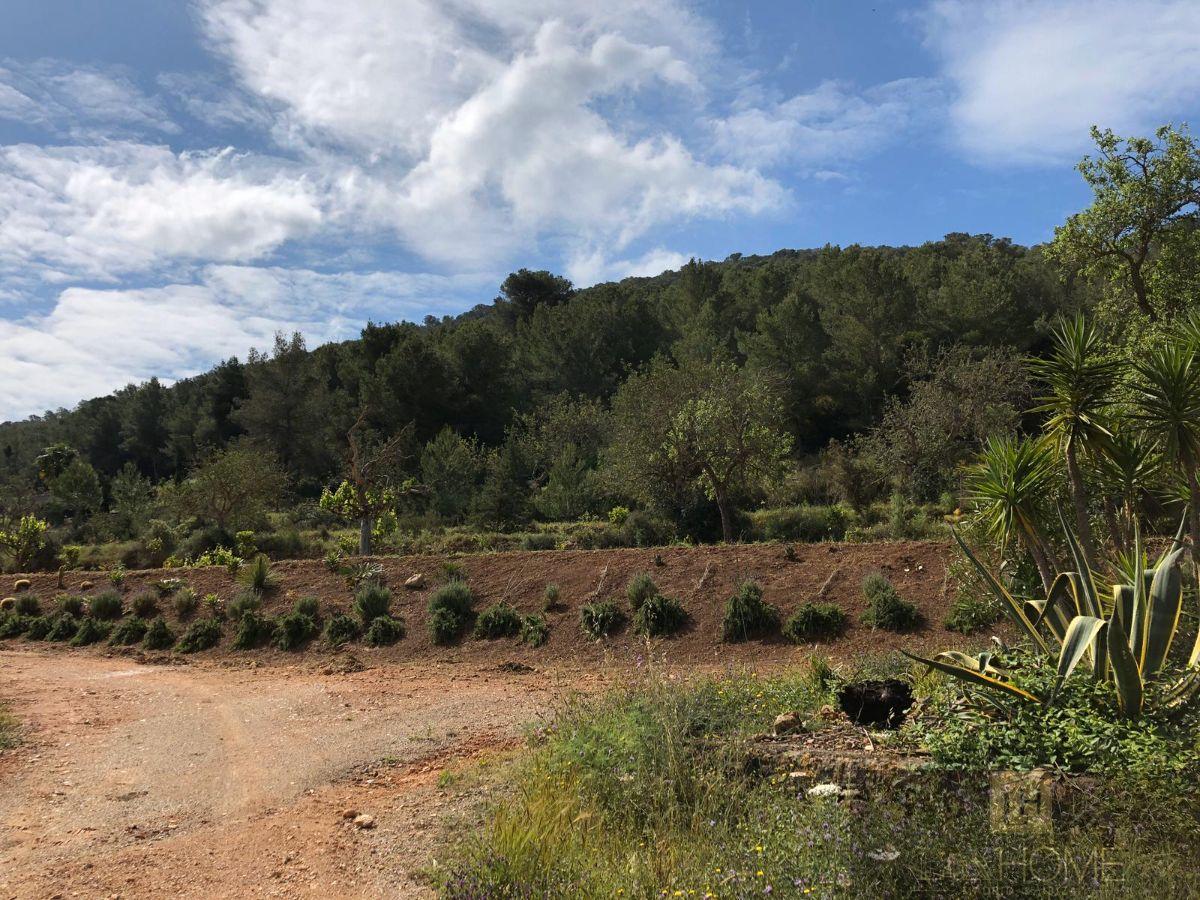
472, 440, 529, 531
109, 462, 154, 538
173, 445, 287, 531
48, 458, 103, 522
498, 269, 573, 324
1048, 125, 1200, 320
419, 427, 482, 522
120, 378, 171, 478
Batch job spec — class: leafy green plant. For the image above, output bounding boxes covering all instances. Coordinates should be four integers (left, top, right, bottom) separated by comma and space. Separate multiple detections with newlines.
232, 611, 274, 650
721, 579, 779, 642
783, 602, 847, 642
173, 588, 199, 619
129, 591, 159, 618
14, 595, 40, 617
110, 617, 150, 646
365, 615, 406, 646
24, 615, 53, 640
142, 617, 175, 651
202, 593, 223, 619
323, 613, 359, 646
474, 602, 522, 639
88, 589, 123, 620
542, 583, 562, 611
439, 560, 466, 582
107, 564, 126, 587
69, 617, 110, 646
226, 589, 261, 621
861, 573, 921, 631
353, 582, 392, 625
46, 614, 79, 642
0, 613, 32, 637
580, 600, 624, 639
272, 612, 318, 651
323, 547, 344, 573
626, 572, 658, 611
56, 594, 84, 618
176, 618, 222, 653
521, 613, 549, 648
632, 593, 687, 637
154, 577, 184, 596
428, 580, 474, 644
239, 554, 277, 593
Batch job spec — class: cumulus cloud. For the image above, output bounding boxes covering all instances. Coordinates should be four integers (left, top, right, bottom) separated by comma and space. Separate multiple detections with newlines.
0, 143, 323, 281
921, 0, 1200, 163
0, 266, 492, 420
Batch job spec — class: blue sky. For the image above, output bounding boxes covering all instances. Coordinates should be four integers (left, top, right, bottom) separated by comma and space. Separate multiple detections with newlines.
0, 0, 1198, 420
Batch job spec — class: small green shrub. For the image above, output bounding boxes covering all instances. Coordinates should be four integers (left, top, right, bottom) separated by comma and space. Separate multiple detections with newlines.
226, 589, 261, 621
232, 611, 274, 650
240, 554, 277, 593
542, 583, 562, 611
56, 594, 85, 617
108, 565, 125, 587
751, 504, 849, 542
272, 612, 318, 651
721, 580, 780, 642
130, 591, 159, 618
142, 617, 175, 650
580, 601, 624, 639
292, 596, 320, 620
944, 590, 1002, 634
353, 582, 392, 625
783, 602, 847, 642
428, 581, 474, 644
439, 560, 466, 582
176, 618, 222, 653
173, 588, 199, 619
46, 614, 79, 642
474, 602, 523, 639
521, 613, 549, 647
88, 590, 123, 620
154, 578, 184, 596
0, 613, 32, 637
202, 593, 223, 619
323, 548, 344, 573
365, 614, 406, 646
323, 613, 359, 647
110, 617, 150, 646
521, 533, 558, 551
24, 615, 54, 640
632, 593, 687, 637
626, 572, 658, 611
69, 617, 110, 646
860, 572, 921, 631
14, 595, 40, 616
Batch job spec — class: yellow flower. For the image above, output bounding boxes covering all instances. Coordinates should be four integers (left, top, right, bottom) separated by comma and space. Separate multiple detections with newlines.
756, 871, 764, 877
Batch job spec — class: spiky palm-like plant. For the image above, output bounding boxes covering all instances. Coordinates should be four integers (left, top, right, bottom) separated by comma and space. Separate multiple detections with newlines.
1028, 316, 1119, 578
1093, 426, 1161, 554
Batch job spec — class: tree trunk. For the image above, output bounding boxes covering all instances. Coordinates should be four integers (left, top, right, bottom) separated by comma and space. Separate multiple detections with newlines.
1102, 496, 1127, 556
1130, 262, 1157, 320
1065, 442, 1101, 577
358, 513, 373, 556
714, 486, 734, 543
1026, 537, 1056, 595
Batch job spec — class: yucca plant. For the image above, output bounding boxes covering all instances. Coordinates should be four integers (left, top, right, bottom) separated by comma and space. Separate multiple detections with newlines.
907, 515, 1195, 718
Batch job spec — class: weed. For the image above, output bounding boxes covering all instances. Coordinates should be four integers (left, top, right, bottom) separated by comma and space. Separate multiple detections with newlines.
474, 602, 522, 639
721, 580, 779, 642
521, 614, 549, 648
632, 593, 687, 637
239, 554, 277, 593
580, 600, 624, 639
292, 596, 320, 620
542, 583, 562, 611
202, 593, 224, 619
439, 560, 466, 582
783, 602, 847, 642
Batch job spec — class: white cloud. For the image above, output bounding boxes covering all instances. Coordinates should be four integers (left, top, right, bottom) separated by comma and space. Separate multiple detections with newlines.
565, 246, 692, 285
0, 266, 493, 420
0, 143, 323, 281
921, 0, 1200, 164
0, 58, 177, 138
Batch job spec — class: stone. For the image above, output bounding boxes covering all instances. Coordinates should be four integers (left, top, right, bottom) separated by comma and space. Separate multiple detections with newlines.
807, 783, 842, 799
404, 573, 424, 590
772, 711, 805, 736
340, 809, 358, 820
352, 814, 376, 829
79, 581, 94, 590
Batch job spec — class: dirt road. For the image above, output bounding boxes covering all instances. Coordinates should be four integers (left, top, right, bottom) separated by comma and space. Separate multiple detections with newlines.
0, 646, 565, 899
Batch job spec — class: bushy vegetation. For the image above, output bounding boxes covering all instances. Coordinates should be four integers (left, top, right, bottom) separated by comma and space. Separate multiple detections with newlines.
323, 613, 359, 647
860, 572, 921, 631
364, 614, 406, 646
232, 611, 274, 650
24, 615, 54, 640
273, 610, 319, 651
721, 580, 779, 642
473, 602, 522, 639
226, 589, 261, 622
176, 618, 221, 653
631, 593, 687, 637
13, 595, 40, 617
142, 617, 174, 650
129, 590, 158, 618
580, 600, 624, 639
542, 583, 562, 611
68, 616, 110, 646
173, 588, 199, 619
782, 602, 847, 642
109, 617, 149, 646
88, 590, 123, 620
56, 594, 84, 617
239, 554, 277, 593
521, 613, 549, 648
625, 572, 658, 611
428, 580, 474, 644
353, 582, 392, 625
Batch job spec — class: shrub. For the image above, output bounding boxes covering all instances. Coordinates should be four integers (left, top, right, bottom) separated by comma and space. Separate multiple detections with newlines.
626, 572, 658, 611
580, 601, 624, 639
721, 580, 780, 642
226, 589, 261, 621
750, 504, 849, 542
173, 588, 199, 619
24, 615, 54, 640
428, 581, 474, 644
365, 615, 406, 646
344, 560, 384, 589
240, 554, 277, 593
542, 583, 562, 611
202, 593, 224, 619
56, 595, 85, 618
521, 613, 549, 647
292, 596, 320, 620
323, 548, 344, 573
474, 602, 522, 639
439, 560, 466, 582
130, 591, 159, 619
108, 565, 125, 587
232, 611, 274, 650
521, 533, 558, 551
110, 617, 150, 646
14, 595, 40, 617
323, 613, 359, 647
69, 617, 110, 646
783, 603, 847, 643
621, 510, 675, 547
944, 589, 1002, 634
353, 582, 392, 625
272, 612, 318, 651
46, 614, 79, 642
632, 593, 687, 637
154, 577, 184, 596
860, 572, 921, 631
142, 617, 175, 651
176, 618, 222, 653
608, 505, 630, 525
0, 613, 32, 637
88, 590, 123, 620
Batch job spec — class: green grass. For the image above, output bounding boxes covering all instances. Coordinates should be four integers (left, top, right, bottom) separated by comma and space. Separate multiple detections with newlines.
0, 706, 17, 751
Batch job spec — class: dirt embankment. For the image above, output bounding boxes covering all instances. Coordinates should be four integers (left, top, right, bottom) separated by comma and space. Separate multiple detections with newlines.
6, 541, 963, 665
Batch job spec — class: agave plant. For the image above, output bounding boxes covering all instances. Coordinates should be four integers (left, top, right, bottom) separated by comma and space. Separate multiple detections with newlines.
907, 515, 1195, 718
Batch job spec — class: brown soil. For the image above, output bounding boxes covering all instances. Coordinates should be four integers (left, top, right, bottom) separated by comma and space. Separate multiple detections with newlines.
0, 540, 987, 898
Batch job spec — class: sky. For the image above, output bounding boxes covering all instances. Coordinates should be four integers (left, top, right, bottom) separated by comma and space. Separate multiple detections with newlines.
1, 0, 1199, 421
